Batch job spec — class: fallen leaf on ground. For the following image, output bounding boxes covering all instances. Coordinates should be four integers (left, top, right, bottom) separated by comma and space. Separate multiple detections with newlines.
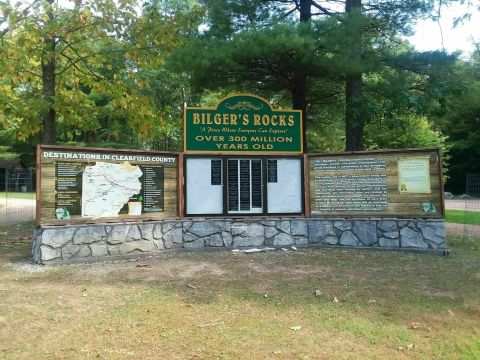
368, 299, 376, 303
410, 322, 432, 331
332, 297, 339, 303
136, 263, 150, 268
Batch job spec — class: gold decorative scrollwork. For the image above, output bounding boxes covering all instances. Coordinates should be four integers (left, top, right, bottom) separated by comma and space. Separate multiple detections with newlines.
225, 101, 263, 111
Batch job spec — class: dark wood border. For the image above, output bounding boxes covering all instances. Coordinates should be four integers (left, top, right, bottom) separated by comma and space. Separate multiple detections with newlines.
36, 145, 41, 226
183, 154, 305, 217
438, 149, 446, 217
37, 145, 180, 226
39, 144, 180, 156
303, 154, 311, 217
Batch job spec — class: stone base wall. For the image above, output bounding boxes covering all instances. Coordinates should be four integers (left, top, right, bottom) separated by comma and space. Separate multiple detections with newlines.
32, 218, 447, 263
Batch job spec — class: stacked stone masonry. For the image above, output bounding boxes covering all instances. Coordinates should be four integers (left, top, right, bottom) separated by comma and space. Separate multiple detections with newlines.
32, 218, 447, 263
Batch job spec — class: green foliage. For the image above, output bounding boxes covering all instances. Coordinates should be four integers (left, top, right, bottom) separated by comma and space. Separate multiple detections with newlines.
364, 115, 447, 150
431, 52, 480, 193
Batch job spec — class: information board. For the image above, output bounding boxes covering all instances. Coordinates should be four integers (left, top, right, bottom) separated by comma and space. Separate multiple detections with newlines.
308, 149, 443, 217
38, 146, 178, 224
184, 94, 302, 154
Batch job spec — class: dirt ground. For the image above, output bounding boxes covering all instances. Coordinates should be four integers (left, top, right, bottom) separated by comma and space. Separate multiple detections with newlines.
445, 199, 480, 212
1, 237, 479, 359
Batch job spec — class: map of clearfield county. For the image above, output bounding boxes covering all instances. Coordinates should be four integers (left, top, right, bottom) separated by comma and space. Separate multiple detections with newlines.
82, 162, 143, 218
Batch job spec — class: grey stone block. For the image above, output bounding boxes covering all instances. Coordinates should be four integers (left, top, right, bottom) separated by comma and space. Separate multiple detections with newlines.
165, 228, 183, 242
138, 224, 155, 241
277, 221, 291, 234
189, 222, 220, 237
208, 234, 224, 247
73, 227, 106, 244
215, 221, 231, 232
339, 231, 359, 246
322, 236, 338, 245
398, 221, 409, 227
261, 221, 276, 226
183, 238, 205, 249
334, 221, 352, 231
63, 244, 91, 259
90, 243, 109, 257
234, 223, 264, 238
378, 237, 400, 248
162, 222, 176, 234
184, 232, 199, 242
61, 244, 82, 259
222, 231, 233, 247
127, 225, 142, 241
119, 240, 154, 254
294, 236, 309, 245
291, 220, 307, 236
383, 231, 399, 239
231, 222, 248, 236
352, 221, 377, 246
42, 228, 76, 248
379, 221, 397, 232
153, 238, 165, 250
417, 221, 446, 246
274, 233, 294, 246
153, 225, 163, 239
41, 245, 61, 261
308, 221, 333, 243
108, 245, 120, 256
400, 227, 428, 248
107, 225, 130, 244
233, 235, 264, 247
265, 227, 279, 239
164, 228, 183, 249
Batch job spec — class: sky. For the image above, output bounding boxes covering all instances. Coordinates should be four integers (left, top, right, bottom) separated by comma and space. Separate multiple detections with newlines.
408, 2, 479, 55
3, 0, 479, 56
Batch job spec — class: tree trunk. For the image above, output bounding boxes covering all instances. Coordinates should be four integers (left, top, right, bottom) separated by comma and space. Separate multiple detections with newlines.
345, 0, 363, 151
292, 75, 307, 152
41, 0, 56, 145
292, 0, 311, 153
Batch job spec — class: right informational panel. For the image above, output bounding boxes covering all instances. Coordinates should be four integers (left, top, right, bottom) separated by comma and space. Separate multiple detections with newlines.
308, 149, 443, 217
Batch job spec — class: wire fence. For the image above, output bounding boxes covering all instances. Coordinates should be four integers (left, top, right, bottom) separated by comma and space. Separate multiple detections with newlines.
464, 174, 480, 240
0, 169, 36, 226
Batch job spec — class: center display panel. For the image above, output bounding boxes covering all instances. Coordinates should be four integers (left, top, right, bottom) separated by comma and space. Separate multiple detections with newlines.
185, 157, 304, 216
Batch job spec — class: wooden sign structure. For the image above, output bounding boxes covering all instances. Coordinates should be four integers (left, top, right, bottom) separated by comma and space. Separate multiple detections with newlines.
184, 94, 303, 154
37, 145, 180, 225
307, 148, 444, 218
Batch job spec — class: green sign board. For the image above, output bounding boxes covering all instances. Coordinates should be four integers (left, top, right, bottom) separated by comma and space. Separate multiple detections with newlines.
184, 94, 303, 154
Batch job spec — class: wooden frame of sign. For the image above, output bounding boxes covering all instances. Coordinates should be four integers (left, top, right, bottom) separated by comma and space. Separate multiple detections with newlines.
306, 148, 445, 218
36, 145, 181, 225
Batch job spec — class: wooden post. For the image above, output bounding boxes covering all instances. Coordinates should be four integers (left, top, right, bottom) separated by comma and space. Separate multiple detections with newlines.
438, 148, 446, 218
36, 145, 41, 226
177, 153, 184, 219
303, 154, 310, 217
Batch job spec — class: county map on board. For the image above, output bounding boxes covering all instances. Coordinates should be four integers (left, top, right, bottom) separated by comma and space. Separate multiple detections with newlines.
81, 162, 143, 217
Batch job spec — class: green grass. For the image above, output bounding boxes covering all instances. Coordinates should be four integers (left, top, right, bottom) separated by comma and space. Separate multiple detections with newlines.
0, 234, 479, 359
0, 192, 35, 200
445, 209, 480, 225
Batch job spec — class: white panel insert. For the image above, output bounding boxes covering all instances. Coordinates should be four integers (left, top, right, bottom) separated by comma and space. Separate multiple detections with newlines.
186, 158, 223, 214
267, 159, 302, 213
